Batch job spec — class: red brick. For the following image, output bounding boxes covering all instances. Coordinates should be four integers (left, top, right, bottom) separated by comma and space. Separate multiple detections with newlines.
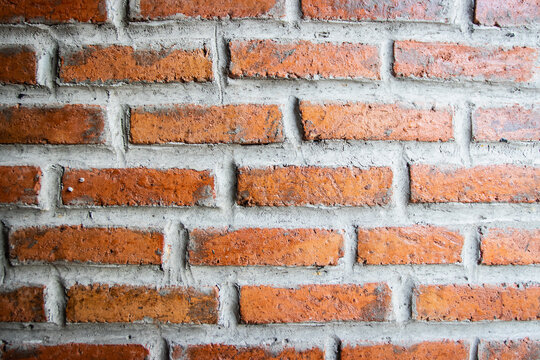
130, 104, 283, 144
475, 0, 540, 27
302, 0, 449, 22
189, 228, 343, 266
480, 228, 540, 265
66, 284, 218, 323
174, 345, 323, 360
229, 40, 380, 80
300, 101, 453, 141
473, 105, 540, 142
0, 166, 41, 205
0, 286, 46, 322
62, 168, 215, 207
240, 283, 391, 323
479, 338, 540, 360
414, 284, 540, 321
357, 225, 463, 265
0, 0, 106, 23
59, 45, 212, 84
9, 225, 164, 265
341, 341, 469, 360
0, 46, 36, 85
394, 41, 538, 83
237, 166, 392, 206
0, 105, 105, 144
1, 344, 148, 360
410, 164, 540, 203
137, 0, 284, 20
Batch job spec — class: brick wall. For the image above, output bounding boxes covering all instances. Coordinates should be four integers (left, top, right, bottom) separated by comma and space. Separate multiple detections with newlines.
0, 0, 539, 359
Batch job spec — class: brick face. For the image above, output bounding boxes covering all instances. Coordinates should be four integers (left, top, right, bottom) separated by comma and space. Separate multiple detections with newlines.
174, 345, 324, 360
1, 344, 149, 360
473, 105, 540, 142
480, 228, 540, 265
394, 41, 538, 83
341, 341, 470, 360
478, 338, 540, 360
0, 287, 46, 322
0, 46, 36, 85
300, 101, 453, 141
240, 283, 391, 323
475, 0, 540, 27
0, 166, 41, 205
130, 104, 283, 144
229, 40, 380, 80
189, 228, 343, 266
0, 0, 107, 23
237, 166, 393, 206
66, 284, 218, 323
9, 226, 164, 265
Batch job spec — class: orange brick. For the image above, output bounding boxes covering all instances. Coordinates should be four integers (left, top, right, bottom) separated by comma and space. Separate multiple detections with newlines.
229, 40, 380, 80
478, 338, 540, 360
357, 225, 463, 265
189, 228, 343, 266
0, 286, 46, 322
394, 41, 538, 82
0, 105, 105, 144
414, 284, 540, 321
1, 344, 149, 360
473, 105, 540, 142
66, 284, 218, 323
59, 45, 212, 84
341, 341, 469, 360
300, 101, 453, 141
0, 166, 41, 205
410, 164, 540, 203
475, 0, 540, 27
0, 46, 36, 85
130, 104, 283, 144
237, 166, 393, 206
480, 228, 540, 265
0, 0, 106, 24
62, 168, 215, 207
9, 226, 164, 265
174, 344, 324, 360
240, 283, 391, 323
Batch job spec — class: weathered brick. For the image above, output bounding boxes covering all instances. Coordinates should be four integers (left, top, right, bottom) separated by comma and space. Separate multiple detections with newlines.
240, 283, 391, 323
414, 284, 540, 321
0, 166, 41, 205
0, 105, 105, 144
0, 0, 107, 23
341, 341, 469, 360
229, 40, 380, 80
410, 164, 540, 203
478, 338, 540, 360
59, 45, 212, 84
173, 344, 324, 360
9, 226, 164, 265
237, 166, 392, 206
137, 0, 284, 20
0, 286, 46, 322
300, 101, 453, 141
475, 0, 540, 27
473, 105, 540, 142
66, 284, 218, 323
0, 46, 36, 85
189, 228, 343, 266
357, 225, 463, 265
394, 41, 538, 83
302, 0, 449, 22
480, 228, 540, 265
130, 104, 283, 144
62, 168, 215, 207
1, 344, 149, 360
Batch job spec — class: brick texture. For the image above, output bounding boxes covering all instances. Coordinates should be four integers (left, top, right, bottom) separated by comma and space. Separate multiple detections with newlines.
0, 46, 36, 85
9, 225, 164, 265
0, 0, 107, 23
61, 168, 215, 207
189, 228, 343, 266
473, 105, 540, 142
300, 101, 453, 141
229, 40, 380, 80
130, 104, 283, 144
475, 0, 540, 27
237, 166, 393, 206
480, 228, 540, 265
357, 225, 463, 265
341, 341, 470, 360
173, 344, 324, 360
410, 164, 540, 203
1, 344, 149, 360
240, 283, 391, 323
0, 166, 41, 205
414, 284, 540, 321
66, 284, 218, 323
0, 286, 46, 322
478, 338, 540, 360
0, 105, 105, 144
